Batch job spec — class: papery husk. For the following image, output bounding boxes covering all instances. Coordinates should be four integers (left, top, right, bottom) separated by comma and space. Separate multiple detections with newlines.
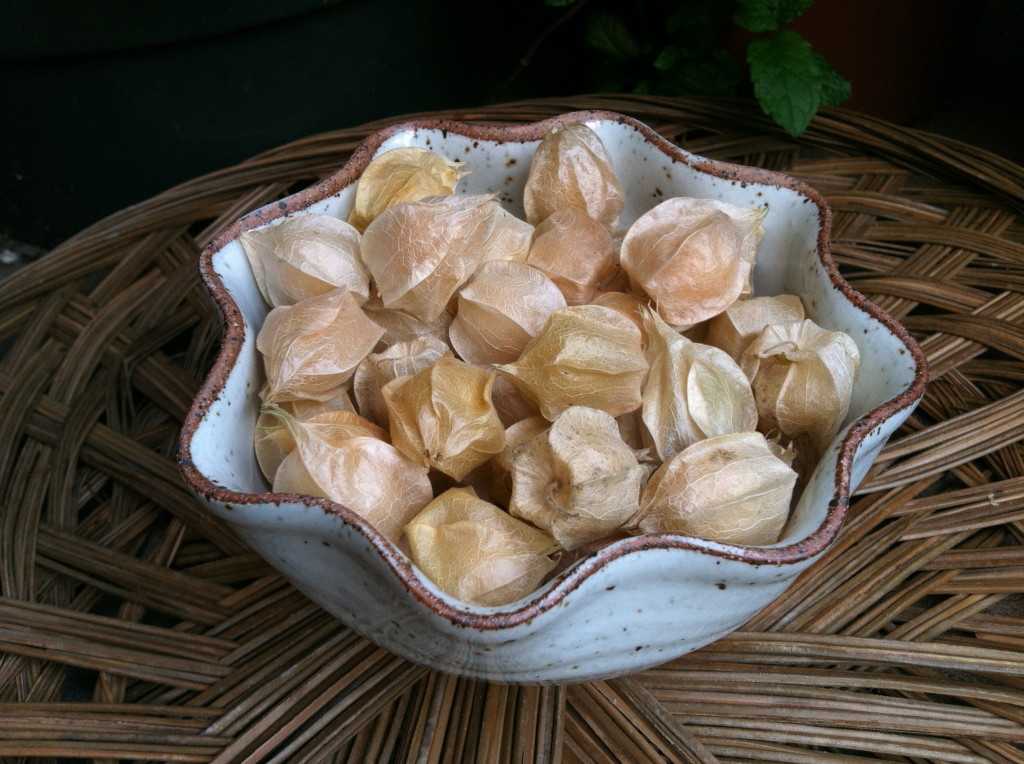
641, 307, 758, 461
361, 194, 528, 321
615, 409, 648, 452
620, 197, 766, 328
526, 207, 617, 305
405, 487, 559, 607
352, 335, 450, 428
490, 373, 542, 428
510, 406, 647, 551
254, 410, 296, 485
704, 294, 806, 365
255, 389, 358, 480
495, 304, 647, 420
523, 122, 625, 232
382, 355, 506, 480
257, 289, 384, 403
479, 205, 534, 265
348, 147, 467, 232
487, 416, 550, 508
741, 318, 862, 457
239, 214, 370, 308
273, 434, 432, 545
449, 260, 566, 365
633, 431, 797, 545
362, 295, 452, 348
590, 291, 651, 346
255, 404, 384, 484
282, 387, 356, 419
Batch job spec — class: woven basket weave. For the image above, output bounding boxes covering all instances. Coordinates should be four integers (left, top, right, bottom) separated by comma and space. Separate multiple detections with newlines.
1, 95, 1022, 763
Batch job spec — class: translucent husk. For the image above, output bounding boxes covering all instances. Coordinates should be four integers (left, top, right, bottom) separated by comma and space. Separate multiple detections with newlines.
704, 294, 806, 365
282, 388, 356, 419
633, 431, 797, 545
361, 194, 530, 321
361, 296, 452, 349
274, 441, 430, 544
495, 304, 648, 420
382, 355, 506, 480
641, 307, 758, 461
620, 198, 766, 328
522, 122, 625, 232
239, 214, 370, 309
487, 416, 550, 508
526, 207, 617, 305
590, 291, 650, 343
449, 260, 566, 365
352, 335, 450, 428
489, 373, 542, 428
405, 487, 560, 607
509, 406, 648, 550
741, 318, 862, 456
267, 408, 431, 544
348, 147, 467, 232
257, 289, 384, 403
255, 404, 385, 484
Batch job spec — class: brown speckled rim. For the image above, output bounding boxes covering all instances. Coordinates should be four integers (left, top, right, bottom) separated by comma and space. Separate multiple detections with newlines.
178, 110, 928, 630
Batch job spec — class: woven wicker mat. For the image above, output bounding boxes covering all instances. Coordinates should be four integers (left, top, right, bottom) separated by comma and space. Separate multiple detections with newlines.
2, 95, 1023, 763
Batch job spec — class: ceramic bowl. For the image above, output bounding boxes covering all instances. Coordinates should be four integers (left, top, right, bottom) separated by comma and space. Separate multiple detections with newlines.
178, 111, 927, 684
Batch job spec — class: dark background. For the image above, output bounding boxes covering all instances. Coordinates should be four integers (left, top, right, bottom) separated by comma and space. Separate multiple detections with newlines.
2, 0, 1022, 252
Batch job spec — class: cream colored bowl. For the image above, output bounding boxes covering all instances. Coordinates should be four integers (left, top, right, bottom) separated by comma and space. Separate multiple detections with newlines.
178, 111, 927, 684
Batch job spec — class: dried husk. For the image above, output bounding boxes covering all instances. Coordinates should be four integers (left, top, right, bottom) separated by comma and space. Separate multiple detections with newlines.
495, 304, 648, 420
522, 122, 625, 232
620, 197, 766, 328
633, 431, 797, 545
362, 296, 452, 348
282, 388, 356, 419
641, 307, 758, 461
239, 214, 371, 309
255, 405, 383, 483
490, 373, 542, 428
274, 437, 431, 545
449, 260, 566, 365
352, 335, 450, 428
742, 318, 862, 454
348, 147, 466, 232
590, 291, 650, 343
488, 416, 550, 508
382, 355, 506, 480
254, 410, 296, 485
479, 205, 534, 265
361, 194, 530, 321
704, 294, 806, 364
526, 207, 617, 304
257, 289, 384, 403
510, 406, 648, 550
405, 487, 559, 607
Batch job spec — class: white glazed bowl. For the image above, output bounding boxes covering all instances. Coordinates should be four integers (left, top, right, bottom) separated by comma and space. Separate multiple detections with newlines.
178, 111, 927, 684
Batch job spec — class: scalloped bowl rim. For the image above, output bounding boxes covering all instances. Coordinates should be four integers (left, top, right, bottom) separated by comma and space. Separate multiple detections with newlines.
177, 109, 928, 630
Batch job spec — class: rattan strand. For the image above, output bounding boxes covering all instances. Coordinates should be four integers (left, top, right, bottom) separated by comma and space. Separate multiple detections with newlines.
1, 95, 1022, 763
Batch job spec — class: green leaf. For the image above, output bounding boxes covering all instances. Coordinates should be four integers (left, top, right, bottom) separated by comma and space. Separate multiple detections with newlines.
585, 10, 647, 62
657, 49, 743, 98
668, 0, 733, 34
654, 45, 681, 71
734, 0, 814, 32
814, 52, 851, 106
669, 18, 720, 59
747, 29, 825, 136
544, 0, 579, 6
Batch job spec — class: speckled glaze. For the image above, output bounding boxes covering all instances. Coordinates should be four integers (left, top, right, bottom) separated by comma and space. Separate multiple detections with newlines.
177, 112, 927, 684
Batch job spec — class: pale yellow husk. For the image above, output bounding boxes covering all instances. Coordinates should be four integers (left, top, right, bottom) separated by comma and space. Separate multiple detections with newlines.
405, 487, 559, 606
